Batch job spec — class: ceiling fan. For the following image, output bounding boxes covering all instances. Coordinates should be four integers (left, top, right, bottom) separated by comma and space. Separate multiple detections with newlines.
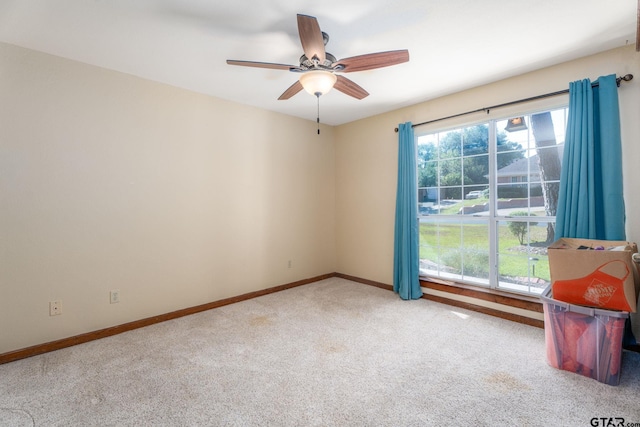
226, 14, 410, 101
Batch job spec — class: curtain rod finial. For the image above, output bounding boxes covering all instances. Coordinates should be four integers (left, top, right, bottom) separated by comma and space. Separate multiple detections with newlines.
616, 74, 633, 86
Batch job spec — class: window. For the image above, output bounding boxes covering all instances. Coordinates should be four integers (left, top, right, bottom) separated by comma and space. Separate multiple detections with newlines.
417, 107, 567, 296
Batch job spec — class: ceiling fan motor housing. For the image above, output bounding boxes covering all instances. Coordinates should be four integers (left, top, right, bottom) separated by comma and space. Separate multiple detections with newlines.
299, 52, 337, 71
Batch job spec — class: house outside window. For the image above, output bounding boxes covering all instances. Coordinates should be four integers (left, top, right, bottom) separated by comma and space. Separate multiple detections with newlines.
417, 107, 568, 296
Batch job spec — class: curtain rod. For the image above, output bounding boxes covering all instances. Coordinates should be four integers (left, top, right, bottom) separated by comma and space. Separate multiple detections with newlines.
394, 74, 634, 132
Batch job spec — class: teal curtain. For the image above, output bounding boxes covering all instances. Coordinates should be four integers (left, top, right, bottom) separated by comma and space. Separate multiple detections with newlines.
555, 74, 625, 240
393, 122, 422, 300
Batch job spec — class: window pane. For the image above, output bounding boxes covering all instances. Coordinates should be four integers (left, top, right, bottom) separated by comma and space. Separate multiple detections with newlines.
442, 186, 462, 203
417, 134, 437, 161
496, 182, 528, 201
418, 187, 439, 215
440, 158, 462, 186
463, 186, 488, 199
496, 151, 528, 187
420, 160, 438, 187
461, 221, 490, 284
438, 130, 461, 159
497, 220, 550, 294
530, 111, 566, 151
463, 155, 489, 185
532, 146, 562, 217
419, 218, 489, 286
420, 217, 459, 276
498, 117, 532, 150
462, 124, 489, 155
424, 189, 462, 216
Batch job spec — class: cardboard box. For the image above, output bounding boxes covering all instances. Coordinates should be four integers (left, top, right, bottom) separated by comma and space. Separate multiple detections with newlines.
541, 286, 627, 386
548, 238, 639, 312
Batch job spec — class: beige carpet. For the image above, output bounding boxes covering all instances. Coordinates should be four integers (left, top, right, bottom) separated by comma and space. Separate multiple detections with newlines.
1, 277, 639, 426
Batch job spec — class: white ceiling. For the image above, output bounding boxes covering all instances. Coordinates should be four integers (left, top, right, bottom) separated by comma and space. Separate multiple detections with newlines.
0, 0, 637, 126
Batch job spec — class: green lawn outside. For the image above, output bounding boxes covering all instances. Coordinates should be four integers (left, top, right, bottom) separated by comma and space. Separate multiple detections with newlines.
419, 215, 551, 283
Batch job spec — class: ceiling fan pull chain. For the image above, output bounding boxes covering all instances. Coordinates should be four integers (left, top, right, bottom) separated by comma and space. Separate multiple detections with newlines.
317, 94, 320, 135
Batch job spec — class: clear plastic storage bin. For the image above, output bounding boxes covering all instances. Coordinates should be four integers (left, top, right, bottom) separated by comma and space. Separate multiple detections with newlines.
541, 286, 628, 386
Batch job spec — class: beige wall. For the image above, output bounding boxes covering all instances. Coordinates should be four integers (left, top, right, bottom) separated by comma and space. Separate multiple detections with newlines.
3, 41, 640, 355
0, 42, 336, 354
335, 45, 640, 322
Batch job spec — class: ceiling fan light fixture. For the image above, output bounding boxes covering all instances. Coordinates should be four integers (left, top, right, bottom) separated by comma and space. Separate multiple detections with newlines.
299, 70, 337, 97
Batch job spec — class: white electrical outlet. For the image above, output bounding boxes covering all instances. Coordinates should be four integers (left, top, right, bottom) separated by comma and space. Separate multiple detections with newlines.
49, 300, 62, 316
110, 290, 120, 304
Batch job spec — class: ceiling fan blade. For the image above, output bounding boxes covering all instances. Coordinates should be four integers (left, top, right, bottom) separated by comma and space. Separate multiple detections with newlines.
297, 14, 326, 62
278, 80, 304, 100
226, 60, 296, 71
334, 75, 369, 100
636, 0, 639, 52
335, 50, 409, 73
